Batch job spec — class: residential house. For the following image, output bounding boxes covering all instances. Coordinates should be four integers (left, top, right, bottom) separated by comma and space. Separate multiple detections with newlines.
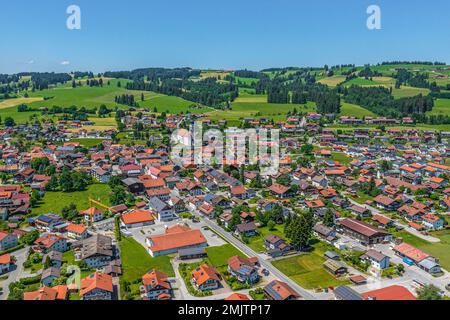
191, 264, 221, 291
66, 223, 89, 240
264, 280, 300, 300
78, 234, 114, 269
80, 207, 104, 224
80, 272, 114, 300
34, 234, 68, 253
227, 255, 260, 284
141, 269, 172, 300
0, 253, 13, 274
360, 249, 390, 270
0, 231, 18, 251
148, 197, 176, 222
41, 267, 61, 286
235, 222, 258, 237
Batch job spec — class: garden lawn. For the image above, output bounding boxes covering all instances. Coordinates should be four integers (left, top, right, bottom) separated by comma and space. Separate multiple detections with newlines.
119, 236, 174, 283
246, 225, 285, 252
205, 244, 246, 267
32, 184, 112, 216
272, 241, 351, 290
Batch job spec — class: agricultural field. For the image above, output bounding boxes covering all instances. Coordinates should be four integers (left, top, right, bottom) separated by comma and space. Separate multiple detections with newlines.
68, 138, 107, 148
0, 97, 44, 109
339, 102, 376, 118
272, 241, 351, 290
32, 184, 112, 216
318, 76, 346, 87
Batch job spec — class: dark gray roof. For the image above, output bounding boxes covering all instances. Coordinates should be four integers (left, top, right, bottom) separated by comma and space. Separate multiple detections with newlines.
334, 286, 363, 300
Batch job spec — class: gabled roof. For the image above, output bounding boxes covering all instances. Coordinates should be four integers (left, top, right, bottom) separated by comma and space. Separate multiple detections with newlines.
80, 272, 113, 296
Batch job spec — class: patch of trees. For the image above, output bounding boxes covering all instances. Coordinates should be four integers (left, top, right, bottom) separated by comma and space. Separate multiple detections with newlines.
234, 70, 269, 80
126, 77, 238, 107
380, 61, 446, 66
284, 210, 314, 251
73, 71, 94, 79
358, 66, 382, 78
23, 72, 72, 90
104, 67, 200, 82
86, 78, 103, 87
115, 94, 137, 107
30, 157, 55, 175
45, 169, 92, 192
17, 104, 32, 112
267, 85, 289, 104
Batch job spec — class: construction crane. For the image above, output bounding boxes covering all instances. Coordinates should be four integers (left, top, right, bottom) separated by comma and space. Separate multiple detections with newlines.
88, 197, 110, 211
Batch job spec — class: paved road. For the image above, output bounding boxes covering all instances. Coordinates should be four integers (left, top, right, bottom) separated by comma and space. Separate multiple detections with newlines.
0, 247, 30, 300
195, 213, 317, 300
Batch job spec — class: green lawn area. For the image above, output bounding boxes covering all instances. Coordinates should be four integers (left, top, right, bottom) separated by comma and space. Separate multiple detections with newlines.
119, 236, 174, 283
206, 94, 316, 125
331, 151, 352, 165
427, 98, 450, 116
340, 102, 376, 118
392, 86, 430, 98
205, 244, 246, 267
393, 229, 450, 271
32, 184, 112, 216
272, 241, 351, 290
343, 77, 386, 87
246, 225, 285, 252
69, 138, 107, 148
0, 79, 198, 125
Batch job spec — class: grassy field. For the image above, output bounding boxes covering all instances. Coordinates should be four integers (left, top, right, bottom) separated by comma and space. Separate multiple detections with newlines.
0, 97, 44, 109
318, 76, 346, 87
393, 230, 450, 271
32, 184, 112, 216
205, 244, 246, 267
272, 241, 351, 290
246, 225, 285, 252
331, 151, 352, 165
340, 102, 376, 118
206, 94, 316, 125
0, 79, 196, 124
69, 138, 107, 148
427, 98, 450, 116
392, 86, 430, 98
119, 236, 174, 283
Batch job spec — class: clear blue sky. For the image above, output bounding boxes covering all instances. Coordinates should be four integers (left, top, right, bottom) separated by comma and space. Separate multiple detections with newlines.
1, 0, 449, 73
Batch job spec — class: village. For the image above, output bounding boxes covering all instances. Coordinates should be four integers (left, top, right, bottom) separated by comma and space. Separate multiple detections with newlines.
0, 109, 449, 301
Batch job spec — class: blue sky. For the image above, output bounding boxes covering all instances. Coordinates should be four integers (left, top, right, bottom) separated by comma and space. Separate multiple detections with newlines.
1, 0, 449, 73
